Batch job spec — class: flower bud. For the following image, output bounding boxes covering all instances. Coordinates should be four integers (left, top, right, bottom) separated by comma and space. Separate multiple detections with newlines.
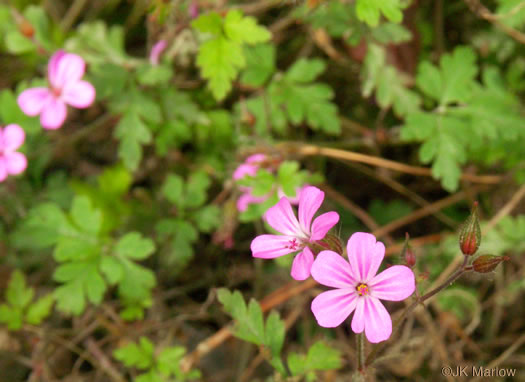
459, 202, 481, 256
19, 21, 34, 38
400, 232, 416, 267
318, 234, 343, 255
472, 255, 509, 273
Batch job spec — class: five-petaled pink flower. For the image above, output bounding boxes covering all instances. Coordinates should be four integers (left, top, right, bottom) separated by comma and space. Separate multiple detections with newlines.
310, 232, 415, 343
250, 186, 339, 281
0, 124, 27, 182
18, 50, 96, 130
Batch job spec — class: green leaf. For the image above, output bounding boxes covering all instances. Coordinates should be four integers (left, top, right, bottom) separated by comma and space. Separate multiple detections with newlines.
362, 44, 420, 117
54, 280, 85, 316
26, 294, 55, 325
114, 111, 153, 171
240, 44, 276, 87
136, 64, 173, 86
196, 36, 245, 100
402, 112, 469, 191
12, 203, 68, 249
0, 305, 23, 331
71, 196, 102, 235
185, 171, 212, 208
156, 218, 198, 271
157, 346, 186, 375
289, 342, 342, 376
115, 232, 155, 260
416, 46, 478, 106
90, 63, 129, 100
100, 256, 124, 284
5, 31, 35, 54
118, 260, 156, 302
224, 10, 271, 44
356, 0, 403, 27
264, 311, 285, 357
162, 174, 185, 206
305, 342, 342, 371
98, 165, 132, 197
217, 289, 265, 346
285, 58, 325, 83
191, 12, 223, 35
277, 161, 302, 196
0, 90, 41, 135
113, 337, 155, 370
193, 205, 221, 233
6, 271, 34, 310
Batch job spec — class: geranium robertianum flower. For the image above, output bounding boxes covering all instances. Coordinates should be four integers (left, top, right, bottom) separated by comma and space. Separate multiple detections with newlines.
18, 50, 95, 130
0, 124, 27, 182
310, 232, 415, 343
250, 186, 339, 280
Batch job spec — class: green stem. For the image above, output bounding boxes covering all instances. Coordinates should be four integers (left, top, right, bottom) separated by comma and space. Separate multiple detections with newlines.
356, 332, 365, 372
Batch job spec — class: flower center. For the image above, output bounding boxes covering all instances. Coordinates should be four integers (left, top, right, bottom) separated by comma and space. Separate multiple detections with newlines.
51, 87, 62, 97
356, 283, 369, 296
285, 238, 300, 251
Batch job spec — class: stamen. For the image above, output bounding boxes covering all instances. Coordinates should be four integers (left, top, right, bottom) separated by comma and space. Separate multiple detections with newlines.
356, 283, 369, 296
286, 238, 300, 250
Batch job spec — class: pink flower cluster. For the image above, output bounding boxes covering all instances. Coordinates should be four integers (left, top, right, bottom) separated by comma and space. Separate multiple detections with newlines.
250, 188, 415, 343
18, 50, 95, 130
0, 50, 96, 183
233, 154, 303, 212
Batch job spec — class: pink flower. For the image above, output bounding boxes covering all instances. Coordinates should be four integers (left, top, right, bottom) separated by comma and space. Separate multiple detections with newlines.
150, 40, 167, 65
310, 232, 415, 343
0, 124, 27, 182
17, 50, 96, 130
250, 186, 340, 280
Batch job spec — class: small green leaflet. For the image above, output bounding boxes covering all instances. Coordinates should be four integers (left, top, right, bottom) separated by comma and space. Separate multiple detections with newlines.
362, 44, 421, 117
0, 271, 54, 330
355, 0, 403, 27
288, 341, 343, 377
192, 10, 271, 100
217, 288, 286, 374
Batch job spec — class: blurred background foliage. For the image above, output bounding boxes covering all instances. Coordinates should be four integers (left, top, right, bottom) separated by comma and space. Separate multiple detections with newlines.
0, 0, 525, 381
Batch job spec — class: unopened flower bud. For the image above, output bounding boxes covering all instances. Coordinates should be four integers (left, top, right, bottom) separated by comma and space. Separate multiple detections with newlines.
400, 232, 416, 267
472, 255, 509, 273
318, 234, 343, 255
19, 21, 34, 38
459, 202, 481, 256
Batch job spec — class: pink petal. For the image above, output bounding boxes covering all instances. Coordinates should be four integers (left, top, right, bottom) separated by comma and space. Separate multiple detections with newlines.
48, 51, 85, 89
17, 88, 52, 116
149, 40, 167, 65
2, 124, 25, 152
351, 297, 365, 334
61, 80, 95, 108
311, 288, 358, 327
233, 163, 258, 180
310, 211, 340, 241
40, 98, 67, 130
347, 232, 385, 283
236, 191, 268, 212
0, 159, 7, 182
250, 234, 297, 259
298, 186, 324, 234
369, 265, 415, 301
363, 297, 392, 343
290, 247, 314, 280
311, 250, 355, 288
5, 152, 27, 175
264, 198, 302, 236
245, 154, 266, 164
